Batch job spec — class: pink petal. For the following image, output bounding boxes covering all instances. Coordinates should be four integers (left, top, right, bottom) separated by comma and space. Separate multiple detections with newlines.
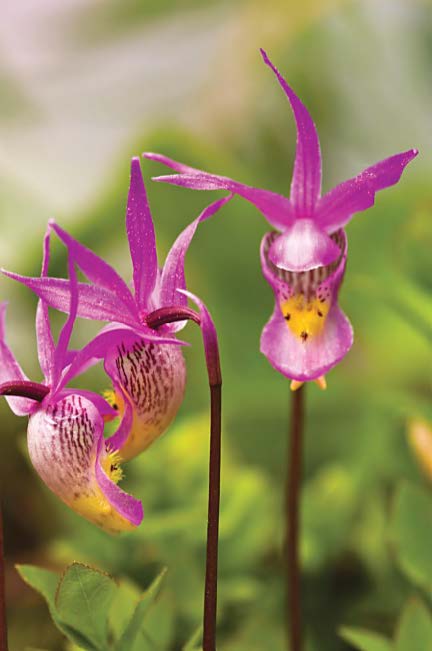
160, 195, 232, 308
58, 324, 185, 393
52, 255, 78, 389
260, 302, 353, 381
50, 221, 136, 314
260, 49, 322, 217
0, 303, 34, 416
36, 226, 55, 383
2, 271, 139, 325
127, 158, 158, 311
316, 148, 418, 232
145, 153, 293, 230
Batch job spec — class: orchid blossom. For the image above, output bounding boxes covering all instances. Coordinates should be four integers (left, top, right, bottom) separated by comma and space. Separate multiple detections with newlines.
4, 158, 231, 460
0, 230, 143, 534
144, 49, 418, 388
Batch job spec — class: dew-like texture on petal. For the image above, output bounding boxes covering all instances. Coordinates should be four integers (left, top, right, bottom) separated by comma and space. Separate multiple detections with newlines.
36, 227, 55, 384
160, 195, 232, 309
260, 49, 321, 217
50, 221, 136, 313
27, 394, 142, 533
146, 151, 293, 230
260, 231, 353, 380
127, 158, 158, 311
104, 336, 186, 461
1, 271, 138, 325
316, 149, 418, 232
0, 303, 35, 416
268, 219, 341, 272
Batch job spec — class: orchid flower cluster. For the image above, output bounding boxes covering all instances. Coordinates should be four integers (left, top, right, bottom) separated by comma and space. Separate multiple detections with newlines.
0, 158, 230, 534
0, 49, 416, 539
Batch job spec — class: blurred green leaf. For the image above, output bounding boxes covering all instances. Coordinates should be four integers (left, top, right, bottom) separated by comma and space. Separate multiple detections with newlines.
339, 627, 392, 651
16, 563, 100, 650
395, 598, 432, 651
390, 483, 432, 592
109, 578, 141, 642
55, 563, 117, 650
117, 568, 167, 651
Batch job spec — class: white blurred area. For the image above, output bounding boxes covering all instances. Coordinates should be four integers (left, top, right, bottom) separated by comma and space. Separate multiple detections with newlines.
0, 0, 228, 265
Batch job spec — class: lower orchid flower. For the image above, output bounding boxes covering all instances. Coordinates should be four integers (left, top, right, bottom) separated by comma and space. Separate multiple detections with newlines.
0, 230, 143, 534
143, 49, 417, 389
3, 158, 232, 460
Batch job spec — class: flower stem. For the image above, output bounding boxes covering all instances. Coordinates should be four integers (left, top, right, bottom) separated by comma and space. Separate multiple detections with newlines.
286, 385, 304, 651
146, 304, 221, 651
203, 381, 221, 651
0, 504, 8, 651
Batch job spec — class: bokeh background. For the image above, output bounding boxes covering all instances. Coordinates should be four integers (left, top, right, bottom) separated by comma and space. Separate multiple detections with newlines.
1, 0, 431, 649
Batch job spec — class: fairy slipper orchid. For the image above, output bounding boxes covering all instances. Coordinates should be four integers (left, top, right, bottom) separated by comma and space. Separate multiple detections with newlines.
0, 232, 143, 533
144, 49, 418, 387
3, 159, 231, 460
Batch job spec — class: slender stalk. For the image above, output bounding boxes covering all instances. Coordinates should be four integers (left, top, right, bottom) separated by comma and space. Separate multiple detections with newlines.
202, 382, 221, 651
0, 505, 8, 651
146, 305, 221, 651
286, 385, 304, 651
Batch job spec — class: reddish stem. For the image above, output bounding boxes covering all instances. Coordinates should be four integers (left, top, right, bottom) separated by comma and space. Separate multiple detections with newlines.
146, 305, 222, 651
0, 505, 8, 651
0, 381, 49, 402
286, 385, 304, 651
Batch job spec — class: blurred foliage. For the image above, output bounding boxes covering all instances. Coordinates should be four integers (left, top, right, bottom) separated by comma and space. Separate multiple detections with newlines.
1, 0, 432, 650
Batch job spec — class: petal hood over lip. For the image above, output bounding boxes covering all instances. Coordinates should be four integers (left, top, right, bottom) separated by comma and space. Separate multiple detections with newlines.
268, 219, 341, 272
27, 393, 143, 533
260, 230, 353, 380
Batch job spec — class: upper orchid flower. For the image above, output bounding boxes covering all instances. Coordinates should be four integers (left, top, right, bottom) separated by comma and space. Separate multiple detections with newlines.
3, 158, 231, 459
144, 49, 418, 387
0, 230, 143, 534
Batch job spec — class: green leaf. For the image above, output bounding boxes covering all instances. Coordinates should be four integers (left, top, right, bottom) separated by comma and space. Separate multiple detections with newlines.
339, 626, 393, 651
17, 564, 100, 650
395, 598, 432, 651
117, 568, 167, 651
390, 482, 432, 592
55, 562, 117, 650
108, 579, 141, 642
16, 564, 59, 621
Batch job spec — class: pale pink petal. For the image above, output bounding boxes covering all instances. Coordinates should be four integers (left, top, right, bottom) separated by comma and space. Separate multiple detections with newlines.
268, 219, 341, 272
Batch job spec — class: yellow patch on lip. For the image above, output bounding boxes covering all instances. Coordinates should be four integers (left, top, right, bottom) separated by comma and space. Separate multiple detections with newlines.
281, 293, 330, 341
102, 389, 125, 422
